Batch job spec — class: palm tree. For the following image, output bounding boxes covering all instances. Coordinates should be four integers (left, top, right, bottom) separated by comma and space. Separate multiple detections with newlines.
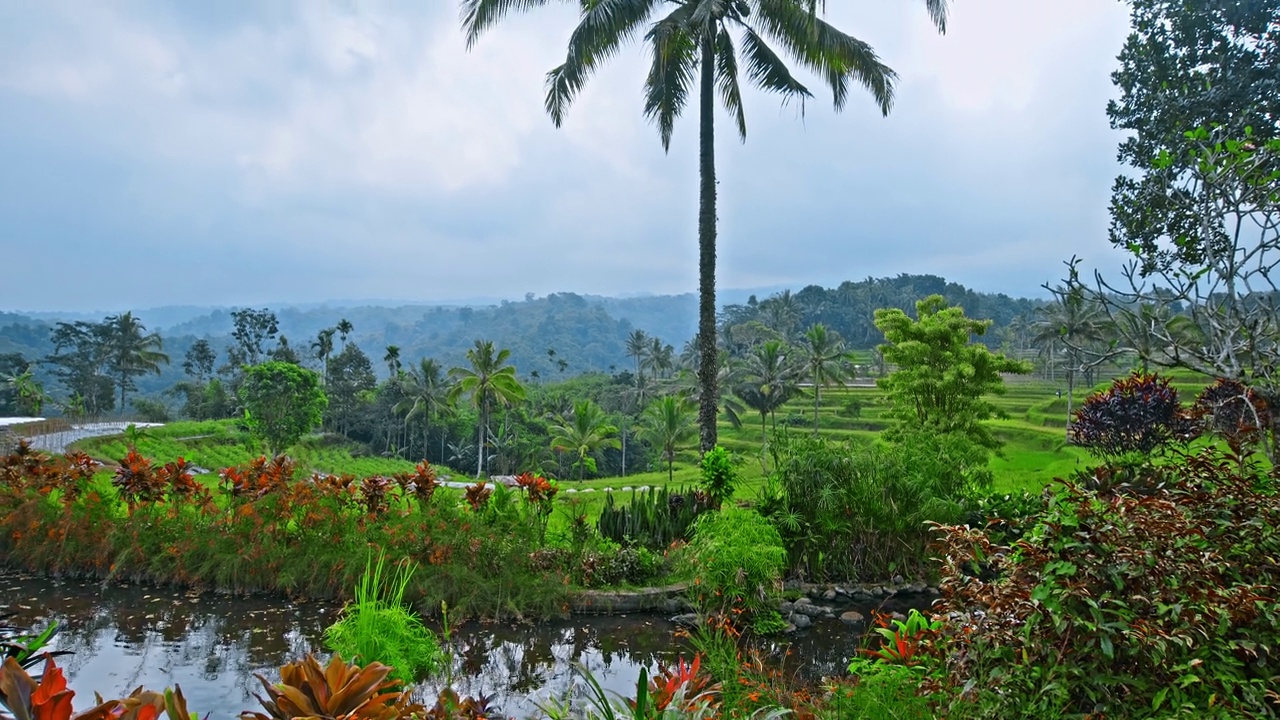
383, 345, 402, 377
801, 323, 848, 435
449, 340, 527, 477
1033, 287, 1108, 436
336, 319, 354, 346
626, 329, 650, 381
638, 394, 697, 482
548, 398, 621, 480
461, 0, 948, 453
734, 339, 802, 443
312, 329, 336, 384
395, 358, 451, 462
643, 337, 675, 380
4, 365, 48, 416
103, 312, 169, 414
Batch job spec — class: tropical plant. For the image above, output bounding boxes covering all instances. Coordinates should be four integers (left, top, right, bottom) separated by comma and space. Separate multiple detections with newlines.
687, 507, 787, 622
0, 656, 198, 720
1032, 284, 1109, 434
698, 445, 737, 505
462, 0, 950, 454
312, 328, 337, 385
626, 329, 650, 384
394, 358, 452, 463
733, 340, 802, 445
800, 323, 848, 435
242, 653, 420, 720
637, 395, 697, 482
382, 346, 401, 377
1071, 372, 1189, 460
548, 399, 620, 480
449, 340, 526, 477
597, 486, 709, 550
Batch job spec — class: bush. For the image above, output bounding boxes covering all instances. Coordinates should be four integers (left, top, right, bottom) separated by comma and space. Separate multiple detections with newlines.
933, 447, 1280, 718
762, 434, 973, 581
687, 508, 786, 621
699, 446, 739, 504
1191, 377, 1271, 453
1071, 372, 1189, 460
596, 486, 711, 550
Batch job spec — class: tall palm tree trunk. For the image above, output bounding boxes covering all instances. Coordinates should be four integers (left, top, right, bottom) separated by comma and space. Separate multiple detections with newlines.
476, 404, 487, 478
696, 26, 719, 453
813, 381, 821, 437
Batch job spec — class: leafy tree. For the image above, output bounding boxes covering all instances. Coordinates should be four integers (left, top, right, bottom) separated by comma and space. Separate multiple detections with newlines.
875, 295, 1030, 452
1108, 0, 1280, 269
638, 394, 697, 482
449, 340, 527, 477
229, 308, 279, 367
239, 361, 327, 456
462, 0, 949, 452
182, 339, 217, 383
0, 353, 29, 415
800, 323, 848, 435
548, 398, 620, 480
327, 344, 377, 435
102, 312, 169, 414
45, 320, 114, 416
3, 363, 47, 416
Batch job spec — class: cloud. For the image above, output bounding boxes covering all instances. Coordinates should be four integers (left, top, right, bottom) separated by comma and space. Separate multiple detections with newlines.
0, 0, 1136, 313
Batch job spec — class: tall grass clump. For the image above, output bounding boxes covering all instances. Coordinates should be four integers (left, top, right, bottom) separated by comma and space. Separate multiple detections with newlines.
324, 551, 442, 683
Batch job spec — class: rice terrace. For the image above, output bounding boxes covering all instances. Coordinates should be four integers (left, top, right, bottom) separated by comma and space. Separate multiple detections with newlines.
2, 0, 1279, 718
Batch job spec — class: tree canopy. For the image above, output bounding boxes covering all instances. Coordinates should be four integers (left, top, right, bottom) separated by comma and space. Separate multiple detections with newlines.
239, 361, 327, 457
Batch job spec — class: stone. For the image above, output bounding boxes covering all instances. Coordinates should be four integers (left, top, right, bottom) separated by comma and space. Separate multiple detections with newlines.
892, 574, 905, 586
793, 603, 826, 618
839, 610, 866, 626
907, 581, 929, 594
670, 613, 700, 629
793, 596, 813, 606
821, 589, 837, 602
789, 613, 813, 629
779, 601, 794, 614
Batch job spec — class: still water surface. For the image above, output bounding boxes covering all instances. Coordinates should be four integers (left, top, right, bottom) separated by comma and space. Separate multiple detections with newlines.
2, 570, 874, 718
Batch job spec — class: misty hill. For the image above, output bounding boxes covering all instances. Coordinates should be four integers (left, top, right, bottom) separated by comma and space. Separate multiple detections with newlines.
0, 275, 1043, 410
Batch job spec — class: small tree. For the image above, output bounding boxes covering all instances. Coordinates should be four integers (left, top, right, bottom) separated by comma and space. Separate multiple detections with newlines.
238, 361, 327, 456
875, 295, 1030, 452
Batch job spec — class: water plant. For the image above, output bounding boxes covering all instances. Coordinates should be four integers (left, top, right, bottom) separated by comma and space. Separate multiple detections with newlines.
323, 552, 442, 683
242, 654, 419, 720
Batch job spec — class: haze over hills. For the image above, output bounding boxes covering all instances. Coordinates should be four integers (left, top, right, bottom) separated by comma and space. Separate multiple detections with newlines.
0, 275, 1043, 409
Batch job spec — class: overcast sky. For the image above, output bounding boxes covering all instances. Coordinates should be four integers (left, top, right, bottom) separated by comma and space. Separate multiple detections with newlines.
0, 1, 1135, 313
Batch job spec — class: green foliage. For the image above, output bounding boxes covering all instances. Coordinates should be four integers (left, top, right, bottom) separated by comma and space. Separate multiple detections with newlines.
762, 434, 974, 581
548, 399, 620, 481
324, 552, 443, 683
875, 295, 1030, 452
597, 486, 710, 550
687, 508, 786, 620
698, 446, 738, 504
239, 362, 327, 456
832, 659, 934, 720
933, 447, 1280, 718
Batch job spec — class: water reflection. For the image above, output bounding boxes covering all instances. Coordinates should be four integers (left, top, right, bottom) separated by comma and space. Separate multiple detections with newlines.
2, 570, 876, 718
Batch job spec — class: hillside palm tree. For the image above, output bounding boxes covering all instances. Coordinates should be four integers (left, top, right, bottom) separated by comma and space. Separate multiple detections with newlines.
638, 394, 697, 482
643, 337, 675, 380
383, 345, 402, 377
1033, 287, 1108, 436
735, 339, 802, 443
103, 312, 169, 414
312, 329, 336, 384
336, 319, 354, 346
450, 340, 527, 477
801, 323, 848, 435
461, 0, 948, 453
626, 329, 649, 381
395, 358, 451, 462
548, 398, 621, 480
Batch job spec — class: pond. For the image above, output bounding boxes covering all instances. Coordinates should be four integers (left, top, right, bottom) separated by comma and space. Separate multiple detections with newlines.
0, 570, 912, 718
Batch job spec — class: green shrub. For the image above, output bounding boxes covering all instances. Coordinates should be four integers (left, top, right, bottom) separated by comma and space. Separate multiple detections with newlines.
934, 447, 1280, 718
596, 486, 710, 550
827, 659, 934, 720
324, 552, 443, 683
687, 508, 786, 621
762, 434, 971, 581
699, 446, 739, 504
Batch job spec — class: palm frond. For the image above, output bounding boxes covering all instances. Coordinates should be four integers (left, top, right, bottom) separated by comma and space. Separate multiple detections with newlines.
545, 0, 662, 125
714, 25, 747, 141
642, 6, 699, 151
739, 26, 812, 106
753, 0, 897, 115
922, 0, 949, 34
460, 0, 564, 49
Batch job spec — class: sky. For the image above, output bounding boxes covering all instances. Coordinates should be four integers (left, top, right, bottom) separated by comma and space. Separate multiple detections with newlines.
0, 1, 1136, 313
